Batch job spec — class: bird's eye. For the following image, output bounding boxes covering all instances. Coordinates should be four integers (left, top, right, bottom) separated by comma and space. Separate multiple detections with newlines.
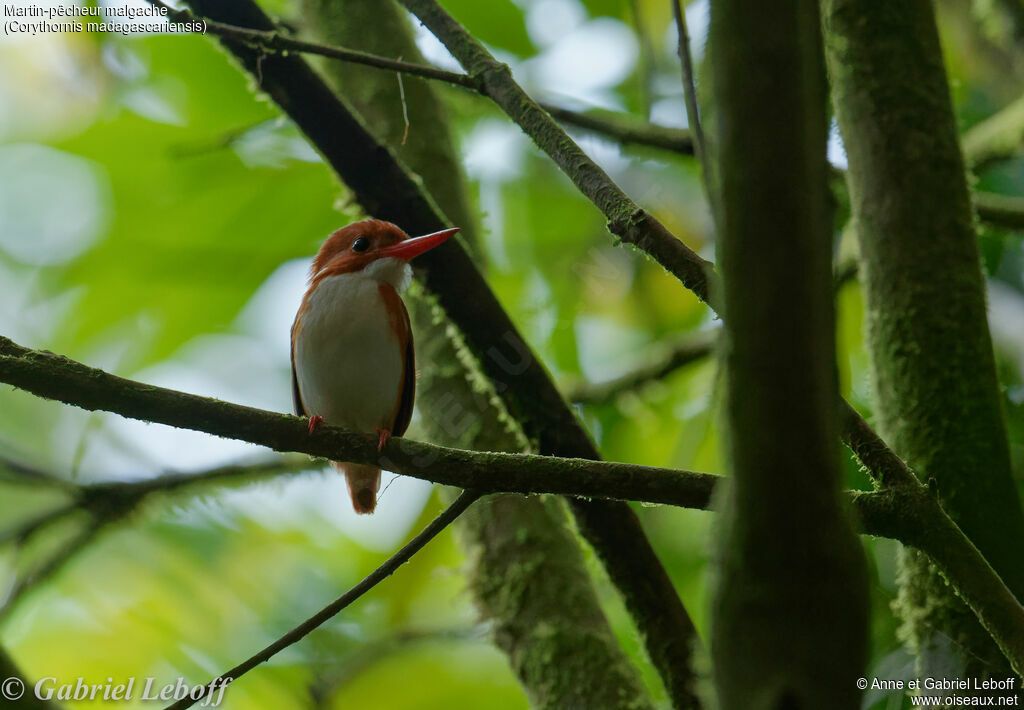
351, 237, 370, 253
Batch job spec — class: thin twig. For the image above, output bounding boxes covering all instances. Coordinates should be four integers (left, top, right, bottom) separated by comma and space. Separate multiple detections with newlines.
0, 334, 717, 509
163, 489, 481, 710
671, 0, 720, 225
542, 103, 693, 153
569, 330, 717, 404
396, 63, 410, 146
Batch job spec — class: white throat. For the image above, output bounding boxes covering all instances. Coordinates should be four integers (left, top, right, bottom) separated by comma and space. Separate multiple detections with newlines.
361, 257, 412, 290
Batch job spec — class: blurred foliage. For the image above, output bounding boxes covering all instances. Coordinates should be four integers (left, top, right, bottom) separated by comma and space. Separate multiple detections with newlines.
0, 0, 1022, 708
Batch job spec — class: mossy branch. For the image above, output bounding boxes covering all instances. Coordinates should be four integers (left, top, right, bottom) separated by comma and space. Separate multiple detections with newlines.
0, 335, 718, 507
825, 0, 1024, 679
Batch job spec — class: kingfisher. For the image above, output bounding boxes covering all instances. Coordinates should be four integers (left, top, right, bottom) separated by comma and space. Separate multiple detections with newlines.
290, 219, 459, 514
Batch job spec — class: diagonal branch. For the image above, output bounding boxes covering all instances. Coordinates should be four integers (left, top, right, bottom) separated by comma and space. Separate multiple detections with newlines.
164, 489, 481, 710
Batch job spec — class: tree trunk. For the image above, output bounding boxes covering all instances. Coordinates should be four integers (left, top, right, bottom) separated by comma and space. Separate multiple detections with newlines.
823, 0, 1024, 679
710, 0, 868, 706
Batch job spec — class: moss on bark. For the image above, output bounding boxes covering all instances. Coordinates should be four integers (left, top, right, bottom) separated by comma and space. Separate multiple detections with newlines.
824, 0, 1024, 679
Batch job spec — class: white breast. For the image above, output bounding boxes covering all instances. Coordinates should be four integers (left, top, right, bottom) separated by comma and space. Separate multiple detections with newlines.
294, 264, 407, 431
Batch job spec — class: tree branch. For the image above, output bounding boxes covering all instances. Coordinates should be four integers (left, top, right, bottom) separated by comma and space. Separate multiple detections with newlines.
838, 401, 918, 489
826, 0, 1024, 680
0, 335, 719, 508
0, 516, 104, 622
164, 489, 481, 710
541, 104, 693, 154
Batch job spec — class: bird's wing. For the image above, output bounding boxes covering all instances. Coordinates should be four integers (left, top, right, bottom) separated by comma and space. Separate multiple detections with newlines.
291, 355, 306, 417
290, 309, 307, 417
391, 298, 415, 437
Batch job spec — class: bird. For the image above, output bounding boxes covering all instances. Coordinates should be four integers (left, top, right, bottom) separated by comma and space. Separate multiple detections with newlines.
290, 219, 459, 514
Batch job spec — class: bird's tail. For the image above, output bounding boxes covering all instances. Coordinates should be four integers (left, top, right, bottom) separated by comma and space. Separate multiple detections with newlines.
332, 461, 381, 515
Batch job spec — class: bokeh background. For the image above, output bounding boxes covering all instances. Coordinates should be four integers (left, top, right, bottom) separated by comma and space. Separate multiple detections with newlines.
1, 0, 1022, 707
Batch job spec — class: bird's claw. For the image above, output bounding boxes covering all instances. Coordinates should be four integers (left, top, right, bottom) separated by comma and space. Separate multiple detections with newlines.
308, 415, 324, 434
375, 428, 391, 452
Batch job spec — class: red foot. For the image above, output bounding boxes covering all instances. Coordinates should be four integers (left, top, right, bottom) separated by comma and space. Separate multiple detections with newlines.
307, 415, 324, 434
375, 428, 392, 452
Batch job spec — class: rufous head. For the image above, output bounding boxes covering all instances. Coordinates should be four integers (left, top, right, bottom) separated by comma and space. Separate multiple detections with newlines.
310, 219, 459, 282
